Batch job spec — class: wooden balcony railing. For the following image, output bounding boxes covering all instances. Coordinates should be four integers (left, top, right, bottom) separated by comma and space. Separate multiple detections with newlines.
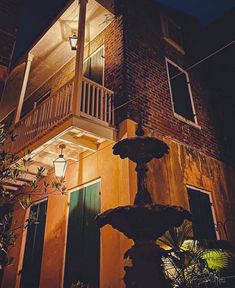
12, 77, 114, 153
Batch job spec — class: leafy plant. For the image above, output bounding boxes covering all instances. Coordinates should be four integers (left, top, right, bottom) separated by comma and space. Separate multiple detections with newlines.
159, 221, 235, 287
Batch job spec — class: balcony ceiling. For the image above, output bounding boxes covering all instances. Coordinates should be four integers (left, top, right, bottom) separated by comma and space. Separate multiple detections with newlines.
0, 0, 113, 120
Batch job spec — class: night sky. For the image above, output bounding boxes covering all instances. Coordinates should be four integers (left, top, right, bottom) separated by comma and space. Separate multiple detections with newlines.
13, 0, 235, 64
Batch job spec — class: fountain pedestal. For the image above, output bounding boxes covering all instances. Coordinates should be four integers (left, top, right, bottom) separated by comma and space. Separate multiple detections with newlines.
124, 242, 168, 288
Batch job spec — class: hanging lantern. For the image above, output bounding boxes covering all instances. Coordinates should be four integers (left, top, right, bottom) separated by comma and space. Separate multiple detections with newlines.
53, 144, 67, 178
69, 34, 78, 50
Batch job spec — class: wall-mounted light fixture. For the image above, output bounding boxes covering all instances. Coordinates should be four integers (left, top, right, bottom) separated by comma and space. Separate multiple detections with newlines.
53, 144, 67, 178
69, 34, 78, 50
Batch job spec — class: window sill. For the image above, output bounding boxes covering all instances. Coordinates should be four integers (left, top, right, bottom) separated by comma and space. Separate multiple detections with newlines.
163, 36, 185, 55
174, 112, 201, 129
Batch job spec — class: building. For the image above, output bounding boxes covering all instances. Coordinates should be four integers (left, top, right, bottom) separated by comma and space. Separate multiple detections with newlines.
0, 0, 19, 101
199, 8, 235, 165
0, 0, 235, 287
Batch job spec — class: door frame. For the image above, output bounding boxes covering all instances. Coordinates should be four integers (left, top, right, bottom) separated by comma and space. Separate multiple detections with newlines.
187, 185, 220, 240
62, 178, 101, 288
83, 45, 105, 86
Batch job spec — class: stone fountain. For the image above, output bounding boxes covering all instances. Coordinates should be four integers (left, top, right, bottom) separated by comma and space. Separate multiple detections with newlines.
96, 123, 191, 287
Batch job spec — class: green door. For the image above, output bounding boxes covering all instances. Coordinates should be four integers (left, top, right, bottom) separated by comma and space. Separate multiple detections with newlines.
64, 182, 100, 288
20, 200, 48, 288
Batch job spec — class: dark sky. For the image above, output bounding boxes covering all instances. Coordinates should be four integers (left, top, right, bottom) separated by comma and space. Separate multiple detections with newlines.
158, 0, 235, 24
13, 0, 235, 64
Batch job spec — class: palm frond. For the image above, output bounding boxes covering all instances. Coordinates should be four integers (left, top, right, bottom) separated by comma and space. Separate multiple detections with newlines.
158, 221, 192, 250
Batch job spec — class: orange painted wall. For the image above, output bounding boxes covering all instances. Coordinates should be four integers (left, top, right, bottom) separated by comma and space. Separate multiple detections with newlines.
2, 120, 235, 288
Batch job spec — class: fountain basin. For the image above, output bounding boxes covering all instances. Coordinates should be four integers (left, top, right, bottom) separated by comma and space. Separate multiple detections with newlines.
96, 204, 191, 242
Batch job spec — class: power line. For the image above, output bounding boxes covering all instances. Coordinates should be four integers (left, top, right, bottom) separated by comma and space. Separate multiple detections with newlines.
18, 38, 235, 167
112, 39, 235, 113
4, 38, 235, 203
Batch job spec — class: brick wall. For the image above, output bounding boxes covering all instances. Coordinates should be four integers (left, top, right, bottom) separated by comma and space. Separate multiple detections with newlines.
116, 0, 223, 161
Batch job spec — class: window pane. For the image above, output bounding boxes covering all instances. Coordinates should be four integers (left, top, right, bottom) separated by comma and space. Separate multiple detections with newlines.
168, 19, 183, 47
187, 188, 217, 240
83, 58, 91, 79
90, 48, 104, 85
168, 62, 195, 122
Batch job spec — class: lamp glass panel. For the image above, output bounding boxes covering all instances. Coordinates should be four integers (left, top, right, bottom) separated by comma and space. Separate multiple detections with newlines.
54, 157, 66, 177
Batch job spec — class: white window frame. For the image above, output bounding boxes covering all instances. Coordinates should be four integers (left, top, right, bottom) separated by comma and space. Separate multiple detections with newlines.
161, 14, 185, 54
83, 45, 105, 86
166, 58, 201, 129
187, 185, 220, 240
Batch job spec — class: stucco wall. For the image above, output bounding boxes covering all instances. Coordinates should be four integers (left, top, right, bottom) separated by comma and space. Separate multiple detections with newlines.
2, 120, 235, 288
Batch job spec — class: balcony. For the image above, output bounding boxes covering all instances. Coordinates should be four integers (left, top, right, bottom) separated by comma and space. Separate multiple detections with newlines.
0, 0, 117, 157
11, 76, 115, 154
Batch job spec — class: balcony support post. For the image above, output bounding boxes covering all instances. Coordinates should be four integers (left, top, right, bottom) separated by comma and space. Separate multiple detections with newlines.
14, 53, 33, 124
72, 0, 88, 116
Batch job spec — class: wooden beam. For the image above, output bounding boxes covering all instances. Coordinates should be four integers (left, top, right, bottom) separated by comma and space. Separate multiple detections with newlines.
61, 134, 98, 151
17, 173, 37, 182
72, 0, 88, 115
2, 185, 19, 192
2, 179, 26, 187
14, 53, 34, 124
42, 147, 80, 161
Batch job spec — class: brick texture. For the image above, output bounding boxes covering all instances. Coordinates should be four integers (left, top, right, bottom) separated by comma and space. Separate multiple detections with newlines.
116, 0, 223, 161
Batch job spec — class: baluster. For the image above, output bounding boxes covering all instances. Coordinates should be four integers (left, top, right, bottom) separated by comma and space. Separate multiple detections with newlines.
43, 101, 47, 130
70, 82, 74, 113
52, 95, 57, 124
64, 87, 68, 117
104, 91, 108, 122
56, 91, 61, 123
92, 86, 95, 117
48, 97, 53, 126
55, 93, 60, 123
61, 88, 65, 117
46, 99, 50, 129
100, 89, 104, 121
41, 102, 46, 130
65, 86, 69, 116
87, 82, 91, 115
108, 93, 111, 124
96, 88, 100, 119
32, 109, 37, 137
36, 106, 40, 135
82, 80, 86, 113
111, 93, 115, 125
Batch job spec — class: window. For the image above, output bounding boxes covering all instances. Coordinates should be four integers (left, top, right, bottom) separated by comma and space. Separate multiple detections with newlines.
20, 200, 48, 288
166, 59, 197, 124
161, 14, 184, 53
34, 90, 51, 108
64, 182, 100, 288
187, 187, 217, 240
20, 90, 51, 119
83, 47, 104, 85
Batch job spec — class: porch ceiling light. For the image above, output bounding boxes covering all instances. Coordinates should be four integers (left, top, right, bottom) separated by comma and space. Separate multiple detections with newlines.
69, 34, 78, 50
53, 144, 67, 178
